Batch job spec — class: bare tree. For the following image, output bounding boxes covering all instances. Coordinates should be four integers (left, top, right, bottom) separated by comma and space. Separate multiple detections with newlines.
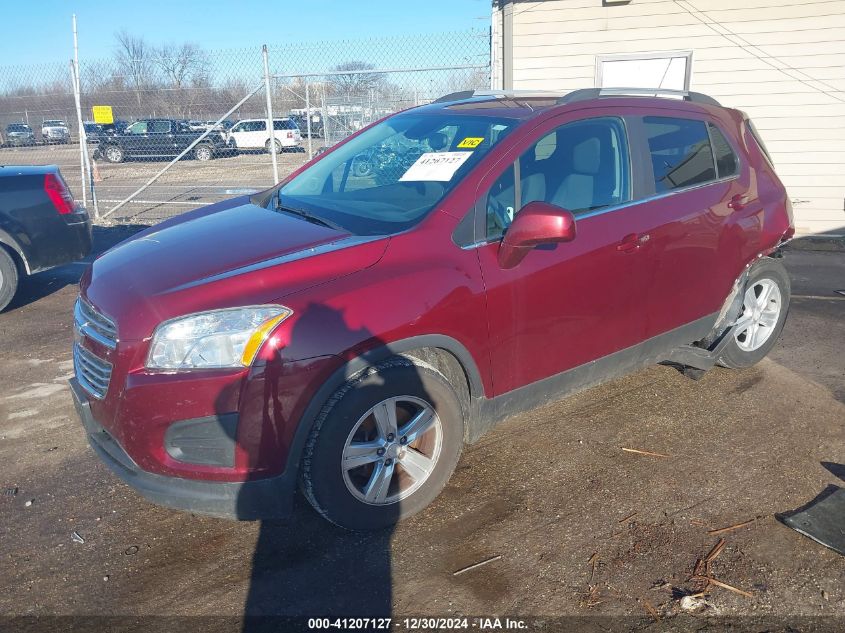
329, 61, 384, 97
114, 30, 152, 107
154, 43, 209, 89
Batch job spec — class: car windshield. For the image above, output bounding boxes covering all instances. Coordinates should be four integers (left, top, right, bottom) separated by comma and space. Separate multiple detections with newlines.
44, 121, 64, 126
278, 112, 517, 235
8, 124, 30, 131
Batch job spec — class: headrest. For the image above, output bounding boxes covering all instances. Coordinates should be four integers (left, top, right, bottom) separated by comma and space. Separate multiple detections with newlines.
572, 136, 601, 175
428, 132, 448, 151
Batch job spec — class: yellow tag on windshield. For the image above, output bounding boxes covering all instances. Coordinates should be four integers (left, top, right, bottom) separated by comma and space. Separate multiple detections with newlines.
457, 137, 484, 149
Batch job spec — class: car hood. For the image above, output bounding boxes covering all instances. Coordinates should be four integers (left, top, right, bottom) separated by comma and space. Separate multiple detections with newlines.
83, 198, 389, 340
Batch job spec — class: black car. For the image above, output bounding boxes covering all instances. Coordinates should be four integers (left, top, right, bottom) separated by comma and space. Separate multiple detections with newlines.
0, 165, 92, 311
4, 123, 36, 147
93, 119, 231, 163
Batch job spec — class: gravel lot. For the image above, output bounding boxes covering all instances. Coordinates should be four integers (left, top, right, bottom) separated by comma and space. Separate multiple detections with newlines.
0, 232, 843, 632
0, 141, 315, 222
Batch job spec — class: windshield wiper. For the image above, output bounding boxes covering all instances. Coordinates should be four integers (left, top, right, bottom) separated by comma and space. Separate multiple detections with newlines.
274, 195, 343, 231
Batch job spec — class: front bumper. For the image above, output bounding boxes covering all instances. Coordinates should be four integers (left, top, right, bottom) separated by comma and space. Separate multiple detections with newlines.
70, 377, 296, 520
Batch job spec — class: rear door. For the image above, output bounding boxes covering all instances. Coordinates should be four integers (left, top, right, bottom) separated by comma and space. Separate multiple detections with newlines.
631, 112, 749, 339
147, 120, 178, 155
475, 111, 657, 396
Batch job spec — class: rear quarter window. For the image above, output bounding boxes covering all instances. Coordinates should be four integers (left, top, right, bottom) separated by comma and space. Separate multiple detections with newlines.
643, 116, 716, 193
747, 119, 776, 168
707, 123, 739, 179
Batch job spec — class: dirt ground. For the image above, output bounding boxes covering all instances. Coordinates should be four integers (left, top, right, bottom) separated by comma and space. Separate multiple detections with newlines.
0, 234, 843, 632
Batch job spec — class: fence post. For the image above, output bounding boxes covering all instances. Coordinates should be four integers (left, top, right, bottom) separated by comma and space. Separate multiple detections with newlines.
262, 45, 279, 185
305, 82, 313, 160
71, 15, 87, 210
100, 84, 265, 220
69, 60, 98, 218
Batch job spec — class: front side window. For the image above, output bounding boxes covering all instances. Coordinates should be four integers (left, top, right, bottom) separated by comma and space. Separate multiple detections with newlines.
486, 117, 630, 238
644, 116, 715, 192
126, 121, 148, 135
279, 113, 517, 235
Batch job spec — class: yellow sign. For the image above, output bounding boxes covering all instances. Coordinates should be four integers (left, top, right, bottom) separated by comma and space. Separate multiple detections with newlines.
457, 137, 484, 149
91, 105, 114, 125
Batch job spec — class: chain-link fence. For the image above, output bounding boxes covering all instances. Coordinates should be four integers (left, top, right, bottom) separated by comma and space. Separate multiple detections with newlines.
0, 29, 490, 224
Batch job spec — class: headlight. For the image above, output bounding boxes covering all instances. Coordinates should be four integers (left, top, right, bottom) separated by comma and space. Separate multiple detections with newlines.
146, 305, 292, 369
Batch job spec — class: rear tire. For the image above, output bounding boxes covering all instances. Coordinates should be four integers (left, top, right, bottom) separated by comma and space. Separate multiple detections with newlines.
102, 145, 124, 163
265, 139, 282, 154
0, 247, 19, 312
194, 144, 213, 161
300, 357, 464, 530
718, 258, 790, 369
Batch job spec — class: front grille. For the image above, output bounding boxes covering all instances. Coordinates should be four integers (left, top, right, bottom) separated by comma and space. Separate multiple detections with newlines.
74, 298, 118, 349
73, 343, 113, 400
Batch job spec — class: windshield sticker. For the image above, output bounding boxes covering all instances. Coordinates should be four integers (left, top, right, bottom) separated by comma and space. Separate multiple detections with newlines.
399, 152, 473, 182
457, 137, 484, 149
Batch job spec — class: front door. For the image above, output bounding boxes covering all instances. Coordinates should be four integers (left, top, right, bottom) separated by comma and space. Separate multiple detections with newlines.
231, 120, 267, 149
476, 114, 656, 396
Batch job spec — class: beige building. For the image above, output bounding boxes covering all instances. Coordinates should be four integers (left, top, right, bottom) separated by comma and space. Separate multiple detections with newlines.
490, 0, 845, 236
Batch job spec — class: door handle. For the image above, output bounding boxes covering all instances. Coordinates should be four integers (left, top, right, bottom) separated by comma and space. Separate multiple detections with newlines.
617, 233, 649, 252
728, 193, 749, 210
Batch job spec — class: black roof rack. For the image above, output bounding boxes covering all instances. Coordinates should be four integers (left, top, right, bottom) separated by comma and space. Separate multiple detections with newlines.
433, 90, 476, 103
432, 87, 721, 107
558, 88, 721, 106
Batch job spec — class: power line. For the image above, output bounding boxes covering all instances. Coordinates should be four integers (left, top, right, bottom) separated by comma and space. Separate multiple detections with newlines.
673, 0, 845, 103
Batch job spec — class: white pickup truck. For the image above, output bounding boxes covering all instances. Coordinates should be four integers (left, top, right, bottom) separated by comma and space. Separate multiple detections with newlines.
41, 120, 70, 144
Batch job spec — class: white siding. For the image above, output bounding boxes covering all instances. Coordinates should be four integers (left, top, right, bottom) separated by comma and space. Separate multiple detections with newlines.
494, 0, 845, 235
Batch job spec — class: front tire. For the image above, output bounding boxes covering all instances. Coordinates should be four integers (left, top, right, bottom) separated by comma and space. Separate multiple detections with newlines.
718, 258, 791, 369
0, 247, 19, 312
300, 357, 464, 530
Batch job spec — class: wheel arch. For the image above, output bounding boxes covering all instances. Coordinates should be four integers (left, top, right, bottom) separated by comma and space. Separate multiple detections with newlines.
284, 334, 485, 478
0, 230, 31, 275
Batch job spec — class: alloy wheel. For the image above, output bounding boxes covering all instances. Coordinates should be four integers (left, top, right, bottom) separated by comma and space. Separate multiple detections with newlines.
733, 278, 782, 352
341, 395, 442, 505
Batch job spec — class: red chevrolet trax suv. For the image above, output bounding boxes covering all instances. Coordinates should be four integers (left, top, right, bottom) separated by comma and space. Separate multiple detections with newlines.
71, 89, 794, 530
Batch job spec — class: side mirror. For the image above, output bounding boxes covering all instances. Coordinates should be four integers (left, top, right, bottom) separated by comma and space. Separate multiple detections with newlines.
498, 201, 576, 269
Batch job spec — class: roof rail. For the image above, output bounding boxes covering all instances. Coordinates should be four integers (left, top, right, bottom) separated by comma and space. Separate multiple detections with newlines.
559, 88, 721, 106
433, 89, 566, 104
433, 90, 476, 103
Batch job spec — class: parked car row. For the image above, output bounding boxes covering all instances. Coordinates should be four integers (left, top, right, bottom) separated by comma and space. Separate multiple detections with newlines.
90, 117, 304, 163
2, 115, 311, 161
2, 121, 71, 147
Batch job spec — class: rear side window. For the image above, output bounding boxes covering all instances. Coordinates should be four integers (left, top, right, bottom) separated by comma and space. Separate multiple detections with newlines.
643, 116, 715, 193
708, 123, 738, 178
149, 120, 171, 134
273, 119, 298, 130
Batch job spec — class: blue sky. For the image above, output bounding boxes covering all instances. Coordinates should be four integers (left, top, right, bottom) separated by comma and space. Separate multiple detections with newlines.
1, 0, 491, 66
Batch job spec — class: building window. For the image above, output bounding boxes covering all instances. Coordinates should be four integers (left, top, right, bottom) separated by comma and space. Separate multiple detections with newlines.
596, 51, 693, 91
